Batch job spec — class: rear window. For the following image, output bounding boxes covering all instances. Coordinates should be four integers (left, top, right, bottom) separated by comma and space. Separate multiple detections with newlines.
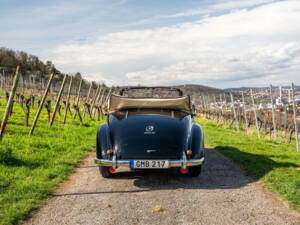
121, 88, 182, 98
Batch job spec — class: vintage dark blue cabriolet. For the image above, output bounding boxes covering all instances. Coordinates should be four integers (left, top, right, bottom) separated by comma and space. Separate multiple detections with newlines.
94, 87, 205, 178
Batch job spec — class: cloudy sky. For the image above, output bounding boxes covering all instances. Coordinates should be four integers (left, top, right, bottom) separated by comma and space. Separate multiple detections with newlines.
1, 0, 300, 88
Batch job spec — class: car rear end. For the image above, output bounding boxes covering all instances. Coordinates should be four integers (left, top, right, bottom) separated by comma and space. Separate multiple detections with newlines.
95, 91, 204, 177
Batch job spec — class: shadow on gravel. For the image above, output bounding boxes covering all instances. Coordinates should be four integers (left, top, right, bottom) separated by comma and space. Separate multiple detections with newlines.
113, 148, 251, 190
55, 146, 299, 197
114, 146, 298, 191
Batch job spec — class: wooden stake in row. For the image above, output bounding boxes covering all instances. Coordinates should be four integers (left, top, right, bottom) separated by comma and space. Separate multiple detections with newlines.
90, 85, 100, 117
73, 79, 82, 123
94, 87, 106, 118
92, 86, 103, 118
103, 88, 112, 108
241, 91, 248, 134
49, 74, 67, 128
230, 92, 239, 132
250, 89, 260, 139
82, 82, 92, 119
63, 76, 73, 124
291, 83, 299, 152
269, 84, 277, 141
29, 73, 54, 135
0, 66, 20, 140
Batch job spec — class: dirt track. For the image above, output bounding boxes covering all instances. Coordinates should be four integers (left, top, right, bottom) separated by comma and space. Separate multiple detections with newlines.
25, 149, 300, 225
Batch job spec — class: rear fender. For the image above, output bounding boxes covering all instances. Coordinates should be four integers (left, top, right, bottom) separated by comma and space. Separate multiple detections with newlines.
96, 123, 112, 159
188, 124, 205, 159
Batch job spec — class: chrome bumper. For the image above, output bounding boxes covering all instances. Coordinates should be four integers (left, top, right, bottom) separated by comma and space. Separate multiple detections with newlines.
94, 152, 204, 169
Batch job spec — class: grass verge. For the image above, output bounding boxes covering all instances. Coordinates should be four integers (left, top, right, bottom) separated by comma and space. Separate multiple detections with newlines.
0, 100, 103, 224
196, 117, 300, 211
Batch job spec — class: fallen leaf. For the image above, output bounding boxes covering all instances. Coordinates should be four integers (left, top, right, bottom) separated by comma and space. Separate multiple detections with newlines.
296, 168, 300, 171
105, 204, 112, 208
176, 188, 184, 191
153, 205, 164, 212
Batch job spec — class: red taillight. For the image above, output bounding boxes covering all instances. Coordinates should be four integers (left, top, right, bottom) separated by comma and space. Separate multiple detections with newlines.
186, 150, 192, 155
109, 167, 115, 173
106, 149, 112, 155
180, 168, 188, 174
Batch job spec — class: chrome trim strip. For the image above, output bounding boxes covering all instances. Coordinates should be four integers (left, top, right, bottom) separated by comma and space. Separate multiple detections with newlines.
112, 153, 117, 169
94, 157, 204, 168
182, 152, 187, 169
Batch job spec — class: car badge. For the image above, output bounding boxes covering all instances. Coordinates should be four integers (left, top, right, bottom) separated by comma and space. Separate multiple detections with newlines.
144, 125, 155, 134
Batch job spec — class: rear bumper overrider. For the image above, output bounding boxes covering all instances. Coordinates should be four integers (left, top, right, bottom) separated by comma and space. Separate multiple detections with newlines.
94, 152, 204, 169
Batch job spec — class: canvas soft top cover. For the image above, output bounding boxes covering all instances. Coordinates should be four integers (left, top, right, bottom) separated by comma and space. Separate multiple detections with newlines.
109, 94, 192, 118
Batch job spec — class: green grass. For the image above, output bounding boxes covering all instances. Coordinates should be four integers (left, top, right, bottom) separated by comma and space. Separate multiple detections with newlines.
0, 97, 104, 225
196, 116, 300, 211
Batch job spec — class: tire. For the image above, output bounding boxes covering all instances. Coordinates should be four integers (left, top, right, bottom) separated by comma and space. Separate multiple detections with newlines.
99, 166, 111, 178
189, 165, 202, 177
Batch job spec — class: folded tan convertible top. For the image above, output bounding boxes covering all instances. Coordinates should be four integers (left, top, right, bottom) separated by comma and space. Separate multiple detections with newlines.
108, 94, 192, 119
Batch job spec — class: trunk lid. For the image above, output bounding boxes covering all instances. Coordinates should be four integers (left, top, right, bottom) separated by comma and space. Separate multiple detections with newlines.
109, 115, 191, 159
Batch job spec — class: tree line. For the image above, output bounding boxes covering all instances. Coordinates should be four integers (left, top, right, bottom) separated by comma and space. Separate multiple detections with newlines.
0, 47, 106, 92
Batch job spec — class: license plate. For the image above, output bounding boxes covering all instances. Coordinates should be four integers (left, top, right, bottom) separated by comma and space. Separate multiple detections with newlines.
130, 160, 169, 169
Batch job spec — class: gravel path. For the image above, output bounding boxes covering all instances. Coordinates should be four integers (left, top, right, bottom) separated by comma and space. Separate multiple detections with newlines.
25, 149, 300, 225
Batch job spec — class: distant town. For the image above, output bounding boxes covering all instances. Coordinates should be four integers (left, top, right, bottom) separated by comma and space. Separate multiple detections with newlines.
230, 86, 300, 109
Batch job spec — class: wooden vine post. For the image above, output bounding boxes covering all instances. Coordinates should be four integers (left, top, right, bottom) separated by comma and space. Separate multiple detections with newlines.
223, 93, 227, 112
82, 82, 92, 119
241, 91, 248, 134
219, 94, 224, 122
73, 78, 83, 120
206, 96, 210, 119
200, 94, 204, 111
0, 66, 20, 140
33, 76, 36, 97
90, 85, 100, 117
29, 73, 54, 135
102, 88, 112, 115
250, 89, 260, 138
98, 87, 106, 106
230, 92, 239, 132
49, 74, 67, 128
213, 95, 217, 120
98, 88, 107, 119
93, 87, 103, 118
63, 76, 73, 124
73, 79, 83, 124
25, 98, 31, 127
291, 83, 299, 152
204, 95, 207, 112
202, 95, 206, 118
104, 88, 112, 106
269, 84, 277, 141
202, 95, 205, 110
283, 104, 287, 138
223, 93, 227, 122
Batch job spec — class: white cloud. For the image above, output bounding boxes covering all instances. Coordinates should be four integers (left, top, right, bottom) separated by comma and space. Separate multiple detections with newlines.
49, 0, 300, 88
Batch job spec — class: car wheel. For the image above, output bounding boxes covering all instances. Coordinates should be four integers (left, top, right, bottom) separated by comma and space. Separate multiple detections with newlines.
189, 165, 202, 177
99, 166, 111, 178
